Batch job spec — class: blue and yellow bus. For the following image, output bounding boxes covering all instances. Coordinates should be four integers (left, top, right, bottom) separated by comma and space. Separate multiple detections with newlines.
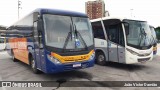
7, 8, 95, 74
149, 26, 157, 55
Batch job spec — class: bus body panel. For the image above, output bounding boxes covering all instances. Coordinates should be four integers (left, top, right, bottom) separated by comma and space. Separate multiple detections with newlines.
0, 37, 6, 50
94, 38, 126, 63
125, 46, 153, 64
118, 45, 126, 63
108, 41, 119, 62
8, 36, 95, 74
91, 17, 153, 64
7, 8, 95, 73
9, 38, 29, 64
149, 26, 157, 55
45, 58, 94, 73
153, 44, 157, 55
0, 43, 5, 50
94, 38, 109, 61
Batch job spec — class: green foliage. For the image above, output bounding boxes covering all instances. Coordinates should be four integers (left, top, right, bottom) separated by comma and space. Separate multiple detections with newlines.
155, 27, 160, 42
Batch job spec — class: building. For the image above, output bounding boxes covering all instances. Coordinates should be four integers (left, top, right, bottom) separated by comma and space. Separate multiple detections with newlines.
85, 0, 105, 19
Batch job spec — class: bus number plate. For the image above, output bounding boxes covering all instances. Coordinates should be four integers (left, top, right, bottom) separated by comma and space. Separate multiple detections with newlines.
73, 63, 81, 67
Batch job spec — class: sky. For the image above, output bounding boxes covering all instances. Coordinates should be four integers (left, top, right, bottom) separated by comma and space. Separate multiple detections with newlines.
0, 0, 159, 27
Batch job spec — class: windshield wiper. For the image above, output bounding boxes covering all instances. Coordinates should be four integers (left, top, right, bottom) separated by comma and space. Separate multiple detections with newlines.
62, 24, 88, 52
74, 24, 88, 50
150, 34, 156, 45
62, 24, 72, 52
138, 27, 147, 46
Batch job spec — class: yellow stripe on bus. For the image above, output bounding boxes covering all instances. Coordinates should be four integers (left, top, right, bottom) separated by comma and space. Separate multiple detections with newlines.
153, 46, 157, 51
51, 50, 94, 63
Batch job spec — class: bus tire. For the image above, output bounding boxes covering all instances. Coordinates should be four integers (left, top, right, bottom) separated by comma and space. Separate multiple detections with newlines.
11, 50, 18, 62
96, 51, 106, 66
30, 56, 41, 74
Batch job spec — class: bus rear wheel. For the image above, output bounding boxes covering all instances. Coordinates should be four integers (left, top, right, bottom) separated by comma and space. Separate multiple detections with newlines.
96, 51, 106, 66
30, 56, 41, 74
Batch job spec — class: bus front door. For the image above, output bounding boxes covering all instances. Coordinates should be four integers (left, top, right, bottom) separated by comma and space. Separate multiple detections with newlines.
108, 41, 118, 62
33, 21, 42, 70
108, 24, 125, 63
117, 27, 125, 63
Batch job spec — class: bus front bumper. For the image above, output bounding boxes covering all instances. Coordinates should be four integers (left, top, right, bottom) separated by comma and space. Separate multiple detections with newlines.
125, 52, 153, 64
45, 59, 95, 73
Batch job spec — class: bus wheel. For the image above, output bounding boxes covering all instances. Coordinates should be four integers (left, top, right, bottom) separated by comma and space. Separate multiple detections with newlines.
30, 56, 41, 74
11, 50, 18, 62
96, 51, 106, 66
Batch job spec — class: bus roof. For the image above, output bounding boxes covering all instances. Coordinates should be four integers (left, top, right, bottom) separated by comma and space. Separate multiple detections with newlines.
8, 8, 88, 28
90, 17, 146, 22
34, 8, 88, 17
20, 8, 88, 21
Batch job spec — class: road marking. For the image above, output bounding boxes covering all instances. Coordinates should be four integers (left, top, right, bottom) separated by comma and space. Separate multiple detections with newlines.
0, 76, 6, 90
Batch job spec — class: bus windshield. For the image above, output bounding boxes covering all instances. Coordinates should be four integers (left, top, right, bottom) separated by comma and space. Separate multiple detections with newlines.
149, 26, 157, 44
123, 19, 152, 49
43, 14, 93, 50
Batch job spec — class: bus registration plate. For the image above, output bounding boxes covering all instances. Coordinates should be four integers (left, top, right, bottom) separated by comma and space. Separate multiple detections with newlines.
73, 63, 81, 67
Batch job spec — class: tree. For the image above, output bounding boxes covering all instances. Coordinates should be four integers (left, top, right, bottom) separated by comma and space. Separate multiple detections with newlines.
155, 27, 160, 42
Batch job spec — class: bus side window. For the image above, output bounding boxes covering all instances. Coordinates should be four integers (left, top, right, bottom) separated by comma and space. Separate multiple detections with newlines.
92, 21, 105, 40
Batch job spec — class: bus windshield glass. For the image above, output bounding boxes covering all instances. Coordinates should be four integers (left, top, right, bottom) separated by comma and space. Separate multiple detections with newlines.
123, 19, 152, 49
43, 14, 93, 50
149, 26, 157, 44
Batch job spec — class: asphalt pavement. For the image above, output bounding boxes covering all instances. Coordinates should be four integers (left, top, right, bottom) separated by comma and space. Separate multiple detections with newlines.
0, 47, 160, 90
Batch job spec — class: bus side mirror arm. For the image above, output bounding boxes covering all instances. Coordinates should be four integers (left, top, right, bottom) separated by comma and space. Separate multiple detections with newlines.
37, 19, 43, 31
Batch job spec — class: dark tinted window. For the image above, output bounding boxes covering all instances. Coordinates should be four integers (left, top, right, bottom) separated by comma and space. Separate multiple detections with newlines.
108, 25, 118, 44
92, 21, 105, 39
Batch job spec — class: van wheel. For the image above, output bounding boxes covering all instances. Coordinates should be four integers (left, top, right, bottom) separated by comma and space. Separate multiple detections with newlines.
30, 56, 41, 74
11, 50, 18, 62
96, 51, 106, 66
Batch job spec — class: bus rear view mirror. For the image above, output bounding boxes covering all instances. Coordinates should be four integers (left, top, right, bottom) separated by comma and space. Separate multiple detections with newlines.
37, 20, 43, 31
122, 22, 129, 35
38, 31, 43, 49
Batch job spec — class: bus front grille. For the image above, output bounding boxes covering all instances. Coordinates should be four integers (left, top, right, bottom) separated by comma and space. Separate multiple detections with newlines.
64, 59, 87, 63
138, 57, 151, 62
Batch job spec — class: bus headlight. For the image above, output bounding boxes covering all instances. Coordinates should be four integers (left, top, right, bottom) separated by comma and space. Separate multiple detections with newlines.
126, 48, 139, 55
153, 46, 157, 51
47, 55, 61, 64
90, 52, 95, 60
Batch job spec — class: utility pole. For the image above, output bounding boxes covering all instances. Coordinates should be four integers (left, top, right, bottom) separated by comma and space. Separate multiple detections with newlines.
130, 9, 133, 17
18, 0, 22, 19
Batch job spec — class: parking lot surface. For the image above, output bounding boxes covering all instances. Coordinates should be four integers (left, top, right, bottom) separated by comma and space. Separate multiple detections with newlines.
0, 49, 160, 90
